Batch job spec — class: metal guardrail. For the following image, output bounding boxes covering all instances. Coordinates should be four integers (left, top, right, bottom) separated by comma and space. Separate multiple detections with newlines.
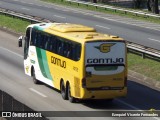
0, 8, 53, 23
0, 8, 160, 61
66, 0, 160, 19
127, 42, 160, 61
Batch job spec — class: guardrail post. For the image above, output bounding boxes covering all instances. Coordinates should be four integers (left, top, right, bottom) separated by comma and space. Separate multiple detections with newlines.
142, 53, 145, 59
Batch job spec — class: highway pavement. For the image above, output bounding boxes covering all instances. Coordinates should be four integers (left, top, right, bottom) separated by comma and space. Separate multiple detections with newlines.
0, 29, 160, 120
0, 0, 160, 50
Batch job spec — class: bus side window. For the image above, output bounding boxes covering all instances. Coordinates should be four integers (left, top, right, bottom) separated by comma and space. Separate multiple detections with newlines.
40, 34, 45, 48
75, 44, 81, 61
50, 36, 56, 53
56, 38, 61, 54
67, 43, 71, 58
42, 34, 47, 49
45, 35, 51, 51
24, 27, 31, 60
31, 29, 35, 46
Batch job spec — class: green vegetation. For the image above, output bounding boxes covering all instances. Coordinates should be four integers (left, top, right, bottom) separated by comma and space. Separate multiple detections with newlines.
0, 14, 159, 81
128, 53, 160, 81
0, 14, 30, 34
41, 0, 160, 24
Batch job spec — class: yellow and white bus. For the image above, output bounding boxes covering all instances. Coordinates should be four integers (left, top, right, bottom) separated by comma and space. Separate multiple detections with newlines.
19, 23, 127, 102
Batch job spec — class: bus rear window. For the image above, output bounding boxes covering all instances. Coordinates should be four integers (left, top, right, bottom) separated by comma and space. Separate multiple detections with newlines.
94, 66, 118, 71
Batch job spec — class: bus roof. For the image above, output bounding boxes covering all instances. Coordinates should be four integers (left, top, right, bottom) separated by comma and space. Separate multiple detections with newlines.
30, 23, 124, 43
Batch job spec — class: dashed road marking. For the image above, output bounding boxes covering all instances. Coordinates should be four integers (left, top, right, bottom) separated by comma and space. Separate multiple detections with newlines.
29, 88, 47, 98
21, 8, 30, 11
54, 15, 66, 19
0, 47, 23, 58
148, 38, 160, 43
96, 25, 110, 29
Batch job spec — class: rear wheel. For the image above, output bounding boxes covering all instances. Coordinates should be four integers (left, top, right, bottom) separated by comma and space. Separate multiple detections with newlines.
32, 68, 40, 84
67, 84, 76, 103
61, 81, 67, 100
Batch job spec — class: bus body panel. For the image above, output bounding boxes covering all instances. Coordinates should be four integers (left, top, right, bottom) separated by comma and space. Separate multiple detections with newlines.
22, 23, 127, 100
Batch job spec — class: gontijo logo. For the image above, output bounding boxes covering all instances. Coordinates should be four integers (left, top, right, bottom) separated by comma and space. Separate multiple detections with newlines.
95, 43, 115, 53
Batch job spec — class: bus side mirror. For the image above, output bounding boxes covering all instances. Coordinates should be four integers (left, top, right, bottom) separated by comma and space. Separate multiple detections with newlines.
18, 36, 23, 47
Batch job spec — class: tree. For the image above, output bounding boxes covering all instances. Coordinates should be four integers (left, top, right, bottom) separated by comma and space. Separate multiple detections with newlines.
133, 0, 142, 8
92, 0, 97, 3
147, 0, 159, 14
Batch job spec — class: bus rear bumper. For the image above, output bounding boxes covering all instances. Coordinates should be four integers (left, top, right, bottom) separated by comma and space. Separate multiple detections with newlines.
80, 87, 127, 99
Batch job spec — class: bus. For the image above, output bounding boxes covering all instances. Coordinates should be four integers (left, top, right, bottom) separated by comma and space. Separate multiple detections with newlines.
18, 23, 127, 102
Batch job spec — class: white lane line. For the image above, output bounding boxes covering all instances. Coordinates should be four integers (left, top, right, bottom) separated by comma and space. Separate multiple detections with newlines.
29, 88, 47, 98
62, 9, 69, 12
148, 38, 160, 43
96, 25, 110, 30
28, 3, 33, 5
92, 13, 160, 32
37, 5, 42, 7
116, 99, 140, 110
21, 8, 30, 11
40, 1, 160, 31
0, 46, 23, 58
53, 15, 66, 19
20, 1, 27, 4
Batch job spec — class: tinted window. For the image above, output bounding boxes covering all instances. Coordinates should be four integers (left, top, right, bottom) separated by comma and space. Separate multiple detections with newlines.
31, 28, 81, 61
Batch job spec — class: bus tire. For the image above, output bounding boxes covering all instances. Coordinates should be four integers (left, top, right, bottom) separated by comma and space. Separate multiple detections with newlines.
67, 84, 76, 103
60, 81, 67, 100
32, 68, 39, 84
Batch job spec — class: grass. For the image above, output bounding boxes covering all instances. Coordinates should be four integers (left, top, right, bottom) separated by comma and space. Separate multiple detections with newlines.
0, 14, 30, 34
128, 53, 160, 81
41, 0, 160, 24
0, 14, 159, 81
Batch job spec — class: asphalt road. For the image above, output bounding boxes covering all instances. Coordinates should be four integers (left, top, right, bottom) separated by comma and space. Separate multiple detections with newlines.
0, 0, 160, 50
0, 29, 160, 120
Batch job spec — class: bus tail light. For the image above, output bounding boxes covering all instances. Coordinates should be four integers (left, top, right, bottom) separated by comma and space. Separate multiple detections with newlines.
86, 71, 92, 77
82, 78, 86, 88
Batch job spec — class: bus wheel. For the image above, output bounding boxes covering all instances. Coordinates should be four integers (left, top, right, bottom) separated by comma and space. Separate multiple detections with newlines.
67, 84, 76, 103
32, 68, 39, 84
60, 81, 67, 100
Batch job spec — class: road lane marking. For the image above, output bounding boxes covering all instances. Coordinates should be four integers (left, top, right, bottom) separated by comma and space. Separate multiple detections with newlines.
148, 38, 160, 43
62, 9, 69, 12
96, 25, 110, 30
21, 7, 30, 10
28, 3, 33, 5
116, 99, 140, 110
29, 88, 47, 98
0, 46, 23, 58
53, 15, 66, 19
20, 1, 27, 4
39, 0, 160, 31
